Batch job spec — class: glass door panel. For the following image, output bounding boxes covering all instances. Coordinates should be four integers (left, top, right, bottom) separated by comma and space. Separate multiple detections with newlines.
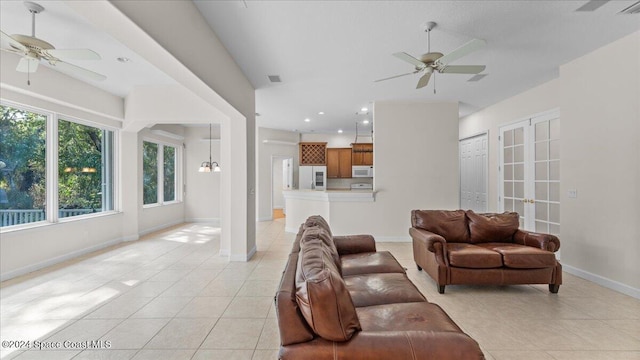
500, 112, 560, 235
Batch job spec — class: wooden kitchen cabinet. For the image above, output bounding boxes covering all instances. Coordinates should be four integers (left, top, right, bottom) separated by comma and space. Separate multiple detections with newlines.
299, 142, 327, 165
327, 148, 352, 178
352, 143, 373, 166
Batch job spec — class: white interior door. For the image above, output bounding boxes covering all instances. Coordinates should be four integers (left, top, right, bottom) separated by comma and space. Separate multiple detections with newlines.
460, 133, 488, 212
499, 111, 560, 235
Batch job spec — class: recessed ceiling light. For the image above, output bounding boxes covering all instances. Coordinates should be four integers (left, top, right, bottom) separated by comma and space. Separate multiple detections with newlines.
363, 119, 370, 124
338, 129, 343, 133
361, 107, 368, 112
318, 111, 325, 115
304, 118, 311, 122
117, 57, 131, 63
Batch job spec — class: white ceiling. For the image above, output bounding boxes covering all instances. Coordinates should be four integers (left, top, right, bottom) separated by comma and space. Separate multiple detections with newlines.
194, 0, 640, 133
1, 1, 639, 135
0, 0, 176, 98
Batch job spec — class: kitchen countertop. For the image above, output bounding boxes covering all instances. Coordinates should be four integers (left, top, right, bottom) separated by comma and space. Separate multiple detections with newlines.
283, 189, 375, 202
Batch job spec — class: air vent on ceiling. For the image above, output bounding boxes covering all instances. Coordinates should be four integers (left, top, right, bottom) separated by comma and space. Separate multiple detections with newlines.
620, 0, 640, 14
268, 75, 282, 83
468, 74, 488, 82
575, 0, 609, 12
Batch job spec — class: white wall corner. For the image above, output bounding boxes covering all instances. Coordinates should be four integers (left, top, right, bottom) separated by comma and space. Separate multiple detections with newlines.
185, 218, 221, 226
138, 219, 185, 237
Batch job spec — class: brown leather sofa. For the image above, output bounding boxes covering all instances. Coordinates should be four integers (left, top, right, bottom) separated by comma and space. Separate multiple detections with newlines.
410, 210, 562, 294
275, 215, 484, 360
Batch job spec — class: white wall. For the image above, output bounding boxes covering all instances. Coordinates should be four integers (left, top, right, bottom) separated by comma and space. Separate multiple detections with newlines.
184, 126, 221, 224
104, 0, 257, 261
257, 128, 299, 221
559, 31, 640, 292
322, 101, 460, 239
458, 31, 639, 296
137, 127, 186, 235
0, 57, 127, 280
460, 79, 561, 212
272, 160, 285, 209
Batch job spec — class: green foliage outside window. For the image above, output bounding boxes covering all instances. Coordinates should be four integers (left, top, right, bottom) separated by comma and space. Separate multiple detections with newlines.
58, 119, 104, 211
163, 146, 176, 202
143, 141, 158, 204
0, 105, 46, 212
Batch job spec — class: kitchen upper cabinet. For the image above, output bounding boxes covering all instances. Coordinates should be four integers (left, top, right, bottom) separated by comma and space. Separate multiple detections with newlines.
352, 143, 373, 166
327, 148, 352, 178
299, 142, 327, 165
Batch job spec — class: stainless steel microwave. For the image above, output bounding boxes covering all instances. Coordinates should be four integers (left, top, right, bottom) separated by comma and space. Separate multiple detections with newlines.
352, 165, 373, 178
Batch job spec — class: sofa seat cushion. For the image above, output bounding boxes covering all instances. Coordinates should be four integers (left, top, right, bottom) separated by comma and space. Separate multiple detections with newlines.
340, 251, 405, 276
344, 273, 426, 307
447, 243, 503, 269
357, 302, 462, 333
477, 243, 557, 269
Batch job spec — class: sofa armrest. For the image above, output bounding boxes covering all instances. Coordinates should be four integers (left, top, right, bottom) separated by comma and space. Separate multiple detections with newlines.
409, 227, 447, 253
280, 331, 484, 360
513, 230, 560, 252
333, 235, 376, 255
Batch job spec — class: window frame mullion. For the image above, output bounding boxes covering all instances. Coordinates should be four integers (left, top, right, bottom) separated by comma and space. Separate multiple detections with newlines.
47, 113, 59, 223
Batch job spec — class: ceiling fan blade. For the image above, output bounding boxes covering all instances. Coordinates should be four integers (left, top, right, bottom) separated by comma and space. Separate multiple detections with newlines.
374, 70, 420, 82
392, 52, 425, 69
416, 68, 433, 89
16, 57, 39, 73
1, 31, 27, 52
437, 38, 486, 66
439, 65, 486, 74
575, 0, 609, 11
45, 49, 101, 60
50, 60, 106, 81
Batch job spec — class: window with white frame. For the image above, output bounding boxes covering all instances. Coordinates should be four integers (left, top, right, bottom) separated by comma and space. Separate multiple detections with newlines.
143, 140, 179, 206
0, 102, 116, 228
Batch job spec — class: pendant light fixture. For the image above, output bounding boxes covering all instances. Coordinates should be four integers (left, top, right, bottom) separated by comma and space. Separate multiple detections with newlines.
198, 124, 221, 173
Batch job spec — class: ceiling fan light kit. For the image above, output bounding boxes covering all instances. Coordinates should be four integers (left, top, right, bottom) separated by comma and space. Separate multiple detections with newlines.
0, 1, 106, 85
376, 20, 487, 93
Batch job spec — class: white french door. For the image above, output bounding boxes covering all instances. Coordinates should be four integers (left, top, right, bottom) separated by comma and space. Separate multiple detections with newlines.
460, 133, 488, 212
499, 111, 560, 236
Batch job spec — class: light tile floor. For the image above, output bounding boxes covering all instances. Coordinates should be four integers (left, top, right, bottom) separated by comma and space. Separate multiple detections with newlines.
1, 220, 639, 359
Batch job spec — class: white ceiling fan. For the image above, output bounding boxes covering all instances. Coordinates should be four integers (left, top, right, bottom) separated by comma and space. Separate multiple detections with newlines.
375, 22, 486, 92
0, 1, 106, 85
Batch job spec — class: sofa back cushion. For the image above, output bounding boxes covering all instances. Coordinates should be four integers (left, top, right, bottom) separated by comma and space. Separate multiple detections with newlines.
304, 215, 333, 236
295, 235, 361, 342
411, 210, 470, 243
302, 225, 342, 273
466, 210, 519, 243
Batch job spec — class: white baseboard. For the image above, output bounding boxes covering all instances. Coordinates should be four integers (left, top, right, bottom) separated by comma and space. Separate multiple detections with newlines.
139, 219, 185, 236
563, 264, 639, 299
0, 237, 123, 282
374, 236, 411, 243
257, 217, 273, 222
122, 234, 139, 242
219, 249, 230, 257
230, 245, 257, 262
285, 226, 298, 233
184, 218, 220, 226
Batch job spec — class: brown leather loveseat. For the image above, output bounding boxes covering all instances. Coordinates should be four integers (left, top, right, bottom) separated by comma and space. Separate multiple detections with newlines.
410, 210, 562, 294
275, 215, 484, 359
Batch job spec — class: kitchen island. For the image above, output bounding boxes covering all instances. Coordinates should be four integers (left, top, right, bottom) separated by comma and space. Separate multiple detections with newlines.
283, 189, 375, 234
